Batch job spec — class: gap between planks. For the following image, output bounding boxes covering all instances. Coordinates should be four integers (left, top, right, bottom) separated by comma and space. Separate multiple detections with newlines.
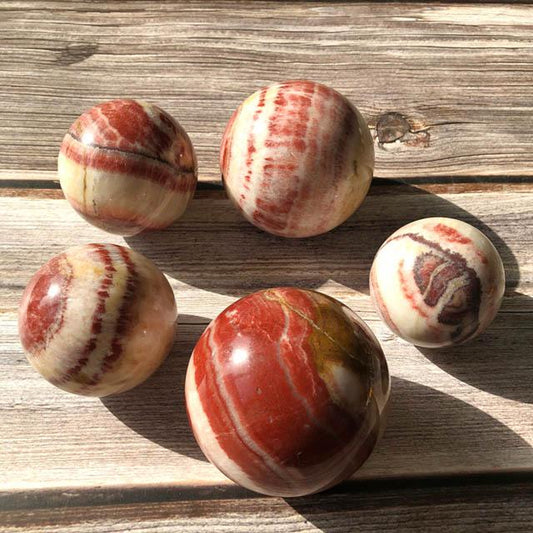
0, 174, 532, 200
1, 471, 533, 511
1, 480, 532, 533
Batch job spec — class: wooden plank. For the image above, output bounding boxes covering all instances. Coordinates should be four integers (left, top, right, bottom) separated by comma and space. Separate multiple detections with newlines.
0, 1, 532, 181
1, 478, 532, 532
0, 186, 531, 493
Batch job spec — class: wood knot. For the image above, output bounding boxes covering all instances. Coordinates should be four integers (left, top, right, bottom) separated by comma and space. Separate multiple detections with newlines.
57, 43, 98, 66
376, 112, 410, 143
375, 112, 430, 150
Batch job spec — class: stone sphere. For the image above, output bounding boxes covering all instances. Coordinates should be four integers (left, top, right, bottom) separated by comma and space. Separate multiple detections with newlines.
19, 244, 177, 396
220, 80, 374, 238
185, 287, 390, 497
58, 99, 197, 236
370, 217, 505, 348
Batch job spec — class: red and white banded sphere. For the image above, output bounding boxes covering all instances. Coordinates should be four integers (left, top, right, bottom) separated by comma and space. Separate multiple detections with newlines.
370, 218, 505, 348
185, 287, 390, 497
18, 244, 177, 396
220, 80, 374, 238
58, 99, 197, 236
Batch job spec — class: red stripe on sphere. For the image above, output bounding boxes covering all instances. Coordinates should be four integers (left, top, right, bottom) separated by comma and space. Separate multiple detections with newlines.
209, 293, 328, 468
241, 87, 268, 205
398, 259, 430, 319
19, 255, 73, 353
96, 245, 138, 376
52, 244, 117, 385
60, 134, 196, 194
72, 100, 174, 160
193, 324, 291, 493
369, 267, 401, 336
433, 223, 472, 245
251, 83, 315, 233
220, 109, 237, 178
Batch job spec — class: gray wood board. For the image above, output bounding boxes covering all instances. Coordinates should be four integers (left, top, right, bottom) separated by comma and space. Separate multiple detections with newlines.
0, 1, 532, 180
1, 185, 531, 494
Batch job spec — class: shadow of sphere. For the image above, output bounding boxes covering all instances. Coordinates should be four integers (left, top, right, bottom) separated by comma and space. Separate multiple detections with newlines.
125, 181, 520, 298
101, 314, 208, 462
286, 377, 531, 531
418, 293, 533, 404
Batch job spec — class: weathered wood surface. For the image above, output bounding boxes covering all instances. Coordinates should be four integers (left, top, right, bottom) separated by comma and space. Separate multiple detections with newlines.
1, 1, 533, 181
1, 184, 531, 499
2, 478, 533, 532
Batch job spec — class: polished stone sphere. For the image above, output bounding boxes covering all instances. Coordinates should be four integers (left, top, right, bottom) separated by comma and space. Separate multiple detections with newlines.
220, 80, 374, 238
370, 217, 505, 348
58, 99, 197, 236
19, 244, 177, 396
185, 287, 390, 497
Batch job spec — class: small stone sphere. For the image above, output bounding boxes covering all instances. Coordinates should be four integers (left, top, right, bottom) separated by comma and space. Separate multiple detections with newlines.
370, 217, 505, 348
185, 287, 390, 497
18, 244, 177, 396
220, 80, 375, 238
58, 99, 197, 236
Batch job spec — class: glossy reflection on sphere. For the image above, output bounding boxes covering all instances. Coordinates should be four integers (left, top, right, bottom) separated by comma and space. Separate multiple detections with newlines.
18, 244, 177, 396
370, 217, 505, 348
185, 287, 390, 497
220, 80, 375, 238
58, 99, 197, 236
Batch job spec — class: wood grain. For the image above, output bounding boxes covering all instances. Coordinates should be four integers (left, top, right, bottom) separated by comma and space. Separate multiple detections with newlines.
2, 478, 533, 532
1, 186, 531, 495
0, 1, 532, 181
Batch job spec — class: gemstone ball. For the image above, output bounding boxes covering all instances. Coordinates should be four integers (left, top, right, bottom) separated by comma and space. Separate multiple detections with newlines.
185, 287, 390, 497
58, 99, 197, 236
370, 217, 505, 348
220, 80, 375, 238
18, 244, 177, 396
